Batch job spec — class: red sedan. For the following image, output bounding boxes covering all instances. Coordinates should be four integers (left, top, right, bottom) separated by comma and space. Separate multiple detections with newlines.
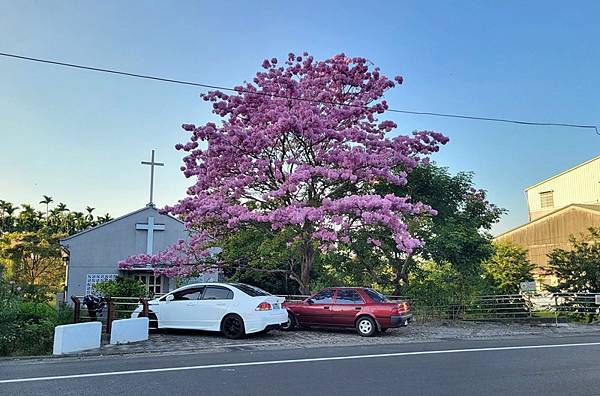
282, 287, 412, 336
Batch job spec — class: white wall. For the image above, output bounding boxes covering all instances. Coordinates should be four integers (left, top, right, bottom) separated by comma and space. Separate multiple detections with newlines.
110, 317, 149, 345
53, 322, 102, 355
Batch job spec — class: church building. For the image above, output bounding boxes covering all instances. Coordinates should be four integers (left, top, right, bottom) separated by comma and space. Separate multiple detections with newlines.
61, 204, 186, 297
60, 150, 214, 299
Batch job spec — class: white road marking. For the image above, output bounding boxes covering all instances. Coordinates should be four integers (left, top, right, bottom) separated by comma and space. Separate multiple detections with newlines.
2, 341, 600, 384
220, 342, 281, 348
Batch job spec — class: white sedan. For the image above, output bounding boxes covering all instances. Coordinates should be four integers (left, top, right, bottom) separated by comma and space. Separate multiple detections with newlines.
132, 282, 288, 339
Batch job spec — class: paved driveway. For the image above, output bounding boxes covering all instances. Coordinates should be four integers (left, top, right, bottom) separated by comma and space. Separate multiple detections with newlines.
86, 321, 600, 357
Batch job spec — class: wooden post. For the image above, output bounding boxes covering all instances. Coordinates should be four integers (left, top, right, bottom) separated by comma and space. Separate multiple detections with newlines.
139, 298, 149, 317
70, 296, 81, 323
106, 299, 114, 334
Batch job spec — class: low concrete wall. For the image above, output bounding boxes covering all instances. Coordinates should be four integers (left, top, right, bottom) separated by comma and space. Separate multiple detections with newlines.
110, 317, 149, 345
53, 322, 102, 355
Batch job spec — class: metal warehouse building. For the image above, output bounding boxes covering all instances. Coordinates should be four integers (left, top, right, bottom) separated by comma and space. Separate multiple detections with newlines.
495, 155, 600, 288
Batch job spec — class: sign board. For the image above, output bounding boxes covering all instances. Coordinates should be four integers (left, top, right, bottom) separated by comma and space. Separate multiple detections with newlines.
520, 281, 537, 293
595, 295, 600, 305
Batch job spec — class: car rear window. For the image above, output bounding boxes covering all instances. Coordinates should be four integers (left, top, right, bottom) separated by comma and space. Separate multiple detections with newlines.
231, 283, 271, 297
364, 288, 388, 303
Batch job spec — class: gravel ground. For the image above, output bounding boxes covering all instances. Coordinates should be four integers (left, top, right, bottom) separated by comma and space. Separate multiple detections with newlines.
69, 320, 600, 358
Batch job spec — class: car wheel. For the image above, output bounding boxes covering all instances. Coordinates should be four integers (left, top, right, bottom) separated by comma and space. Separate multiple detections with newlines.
281, 312, 296, 331
138, 312, 159, 330
147, 313, 158, 330
221, 314, 245, 339
356, 316, 377, 337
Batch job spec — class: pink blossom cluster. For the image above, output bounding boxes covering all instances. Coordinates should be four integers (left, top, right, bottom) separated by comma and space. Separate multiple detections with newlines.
118, 235, 216, 276
123, 52, 448, 275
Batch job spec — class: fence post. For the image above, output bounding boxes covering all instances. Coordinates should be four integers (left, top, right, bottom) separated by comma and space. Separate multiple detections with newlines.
139, 298, 149, 317
554, 295, 559, 327
70, 296, 81, 323
106, 299, 114, 334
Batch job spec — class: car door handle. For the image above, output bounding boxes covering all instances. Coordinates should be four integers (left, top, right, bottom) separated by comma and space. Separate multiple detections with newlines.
323, 306, 330, 310
354, 307, 362, 310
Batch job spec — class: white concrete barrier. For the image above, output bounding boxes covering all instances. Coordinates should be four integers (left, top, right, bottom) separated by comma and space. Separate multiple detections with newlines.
53, 322, 102, 355
110, 317, 149, 345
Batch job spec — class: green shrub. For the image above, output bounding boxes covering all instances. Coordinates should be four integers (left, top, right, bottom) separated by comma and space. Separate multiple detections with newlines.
0, 301, 61, 357
0, 284, 20, 356
93, 277, 149, 319
56, 303, 74, 325
0, 278, 76, 356
93, 277, 149, 298
13, 303, 57, 355
17, 284, 55, 304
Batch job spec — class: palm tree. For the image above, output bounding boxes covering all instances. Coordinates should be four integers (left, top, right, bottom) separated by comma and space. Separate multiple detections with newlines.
0, 200, 7, 233
17, 204, 42, 231
0, 202, 22, 233
85, 206, 95, 218
56, 202, 68, 212
39, 195, 54, 217
97, 213, 113, 223
4, 205, 17, 217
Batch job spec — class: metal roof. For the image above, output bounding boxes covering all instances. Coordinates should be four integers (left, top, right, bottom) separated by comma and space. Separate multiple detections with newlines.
60, 204, 183, 242
524, 155, 600, 191
494, 203, 600, 239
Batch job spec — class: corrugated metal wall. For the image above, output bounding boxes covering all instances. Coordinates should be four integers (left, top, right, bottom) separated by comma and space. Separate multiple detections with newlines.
495, 207, 600, 285
527, 157, 600, 220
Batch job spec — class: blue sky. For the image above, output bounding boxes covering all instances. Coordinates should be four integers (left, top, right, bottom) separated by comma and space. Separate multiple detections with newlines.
0, 1, 598, 234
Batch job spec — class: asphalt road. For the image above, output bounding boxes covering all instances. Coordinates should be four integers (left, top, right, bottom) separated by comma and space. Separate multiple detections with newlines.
2, 335, 600, 395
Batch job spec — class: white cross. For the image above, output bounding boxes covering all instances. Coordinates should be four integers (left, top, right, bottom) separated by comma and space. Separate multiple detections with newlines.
136, 216, 165, 255
141, 150, 164, 206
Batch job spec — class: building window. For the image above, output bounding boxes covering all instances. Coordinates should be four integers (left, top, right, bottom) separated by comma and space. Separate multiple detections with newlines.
540, 191, 554, 208
86, 273, 118, 295
134, 274, 162, 296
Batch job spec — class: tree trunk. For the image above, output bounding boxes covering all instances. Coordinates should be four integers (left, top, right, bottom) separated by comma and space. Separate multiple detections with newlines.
392, 253, 413, 296
299, 242, 314, 295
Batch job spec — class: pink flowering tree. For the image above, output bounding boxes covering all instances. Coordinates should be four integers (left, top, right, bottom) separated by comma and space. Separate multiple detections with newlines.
121, 52, 448, 293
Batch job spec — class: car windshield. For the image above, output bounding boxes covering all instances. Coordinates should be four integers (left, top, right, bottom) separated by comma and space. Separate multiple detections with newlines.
231, 283, 271, 297
365, 288, 388, 303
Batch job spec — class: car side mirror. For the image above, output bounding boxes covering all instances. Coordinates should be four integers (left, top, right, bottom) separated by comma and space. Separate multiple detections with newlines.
165, 294, 174, 303
307, 298, 314, 305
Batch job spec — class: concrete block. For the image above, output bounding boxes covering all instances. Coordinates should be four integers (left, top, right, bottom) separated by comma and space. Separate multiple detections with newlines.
110, 317, 149, 345
53, 322, 102, 355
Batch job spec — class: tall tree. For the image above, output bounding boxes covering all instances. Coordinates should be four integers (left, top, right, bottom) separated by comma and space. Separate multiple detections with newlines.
0, 201, 17, 234
0, 230, 65, 288
121, 52, 448, 293
482, 241, 534, 294
327, 165, 504, 294
39, 195, 53, 218
97, 213, 113, 223
16, 204, 43, 232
